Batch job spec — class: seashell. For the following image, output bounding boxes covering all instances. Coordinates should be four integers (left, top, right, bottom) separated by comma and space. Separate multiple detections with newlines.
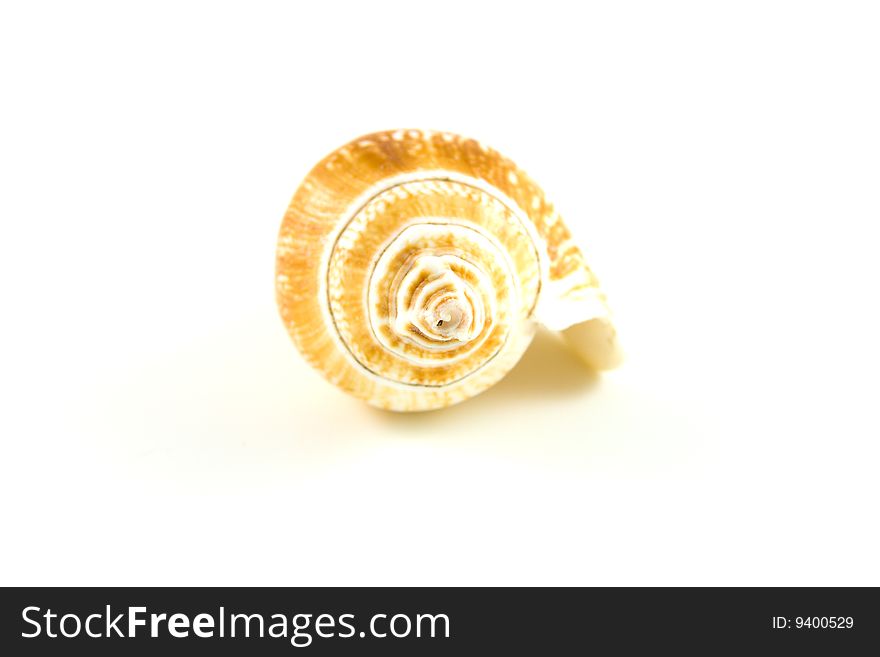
276, 129, 621, 411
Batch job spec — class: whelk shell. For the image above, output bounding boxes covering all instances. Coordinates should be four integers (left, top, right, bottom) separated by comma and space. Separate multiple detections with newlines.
276, 130, 621, 411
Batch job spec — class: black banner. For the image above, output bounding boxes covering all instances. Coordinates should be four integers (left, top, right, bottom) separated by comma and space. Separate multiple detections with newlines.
1, 587, 877, 654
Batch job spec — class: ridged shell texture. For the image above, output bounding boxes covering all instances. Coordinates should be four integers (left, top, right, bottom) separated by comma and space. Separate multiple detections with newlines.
276, 130, 619, 411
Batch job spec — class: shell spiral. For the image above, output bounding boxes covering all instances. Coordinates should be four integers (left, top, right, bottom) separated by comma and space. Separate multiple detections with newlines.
277, 130, 620, 411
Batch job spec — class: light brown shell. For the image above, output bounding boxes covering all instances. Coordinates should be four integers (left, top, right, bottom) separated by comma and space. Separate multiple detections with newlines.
276, 129, 620, 411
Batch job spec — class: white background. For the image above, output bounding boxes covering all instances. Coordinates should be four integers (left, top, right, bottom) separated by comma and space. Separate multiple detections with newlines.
1, 1, 878, 585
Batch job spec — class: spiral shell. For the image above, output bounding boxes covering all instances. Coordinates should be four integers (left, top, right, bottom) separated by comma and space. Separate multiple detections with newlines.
276, 129, 620, 411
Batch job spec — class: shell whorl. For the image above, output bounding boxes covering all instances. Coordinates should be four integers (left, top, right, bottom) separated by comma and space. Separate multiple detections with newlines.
277, 130, 619, 411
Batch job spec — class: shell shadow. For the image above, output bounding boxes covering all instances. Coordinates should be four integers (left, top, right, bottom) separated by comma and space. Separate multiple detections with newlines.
94, 315, 604, 488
